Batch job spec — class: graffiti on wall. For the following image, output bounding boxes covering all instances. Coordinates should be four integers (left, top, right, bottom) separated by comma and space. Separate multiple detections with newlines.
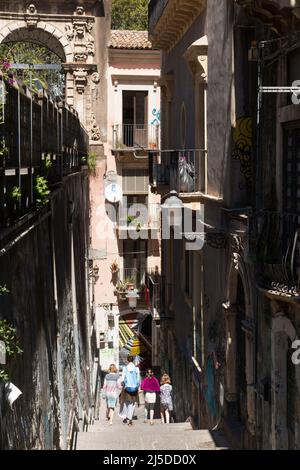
151, 108, 160, 125
232, 117, 252, 186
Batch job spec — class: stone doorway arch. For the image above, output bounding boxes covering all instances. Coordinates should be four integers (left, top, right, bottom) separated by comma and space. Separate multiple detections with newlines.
270, 302, 300, 449
222, 248, 256, 442
0, 2, 106, 143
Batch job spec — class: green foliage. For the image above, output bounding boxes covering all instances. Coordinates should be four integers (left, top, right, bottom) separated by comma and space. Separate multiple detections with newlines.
0, 138, 8, 159
127, 215, 136, 224
0, 285, 9, 295
86, 153, 97, 173
45, 155, 53, 170
11, 186, 21, 201
35, 176, 50, 208
0, 319, 23, 382
111, 0, 148, 30
0, 42, 63, 97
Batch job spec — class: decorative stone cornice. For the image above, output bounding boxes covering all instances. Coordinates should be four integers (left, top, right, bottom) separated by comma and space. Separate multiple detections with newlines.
149, 0, 207, 51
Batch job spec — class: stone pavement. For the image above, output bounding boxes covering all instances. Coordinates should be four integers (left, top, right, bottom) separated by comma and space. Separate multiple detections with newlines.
76, 396, 229, 450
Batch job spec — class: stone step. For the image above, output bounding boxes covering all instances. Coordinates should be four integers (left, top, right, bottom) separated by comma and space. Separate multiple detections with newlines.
76, 429, 226, 451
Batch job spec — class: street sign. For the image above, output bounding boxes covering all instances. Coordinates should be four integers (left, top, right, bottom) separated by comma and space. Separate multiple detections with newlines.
0, 339, 6, 364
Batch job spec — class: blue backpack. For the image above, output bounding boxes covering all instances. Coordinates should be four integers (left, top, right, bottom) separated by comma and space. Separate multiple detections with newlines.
124, 366, 139, 393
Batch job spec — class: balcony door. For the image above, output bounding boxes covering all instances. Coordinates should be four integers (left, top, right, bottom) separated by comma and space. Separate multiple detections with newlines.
122, 91, 148, 147
123, 239, 147, 287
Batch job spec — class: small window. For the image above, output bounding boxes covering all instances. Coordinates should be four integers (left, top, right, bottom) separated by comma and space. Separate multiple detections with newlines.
122, 169, 149, 194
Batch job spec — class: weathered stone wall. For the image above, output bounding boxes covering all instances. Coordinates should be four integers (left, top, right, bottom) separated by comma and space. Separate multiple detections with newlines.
0, 170, 90, 449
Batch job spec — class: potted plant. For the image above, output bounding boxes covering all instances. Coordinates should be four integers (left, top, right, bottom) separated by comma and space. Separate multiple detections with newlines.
127, 215, 136, 225
124, 276, 135, 291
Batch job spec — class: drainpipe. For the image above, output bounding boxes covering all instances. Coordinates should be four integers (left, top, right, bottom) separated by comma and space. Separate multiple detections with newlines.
253, 39, 263, 446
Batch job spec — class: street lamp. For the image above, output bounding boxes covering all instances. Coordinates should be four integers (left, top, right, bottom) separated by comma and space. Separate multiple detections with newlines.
126, 289, 140, 310
161, 190, 184, 226
89, 263, 100, 284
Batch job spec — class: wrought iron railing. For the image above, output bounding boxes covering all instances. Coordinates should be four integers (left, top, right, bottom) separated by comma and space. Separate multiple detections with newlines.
118, 202, 160, 229
112, 123, 159, 150
0, 77, 88, 226
254, 211, 300, 294
149, 149, 207, 193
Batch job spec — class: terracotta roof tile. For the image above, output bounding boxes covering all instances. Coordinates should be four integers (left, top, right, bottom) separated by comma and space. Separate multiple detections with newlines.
109, 30, 153, 50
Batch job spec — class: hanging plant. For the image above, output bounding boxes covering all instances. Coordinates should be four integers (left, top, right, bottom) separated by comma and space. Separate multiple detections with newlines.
110, 260, 119, 273
0, 286, 23, 382
35, 175, 50, 208
11, 186, 21, 201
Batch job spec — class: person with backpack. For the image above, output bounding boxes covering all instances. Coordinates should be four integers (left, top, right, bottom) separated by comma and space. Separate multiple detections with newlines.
119, 355, 140, 426
141, 368, 160, 425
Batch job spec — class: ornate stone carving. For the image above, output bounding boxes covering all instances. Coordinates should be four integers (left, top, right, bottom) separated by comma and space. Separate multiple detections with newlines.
90, 112, 101, 141
25, 4, 39, 28
231, 234, 245, 254
86, 30, 95, 56
75, 6, 85, 16
73, 68, 88, 94
91, 72, 100, 84
65, 9, 95, 62
65, 24, 74, 41
74, 51, 88, 63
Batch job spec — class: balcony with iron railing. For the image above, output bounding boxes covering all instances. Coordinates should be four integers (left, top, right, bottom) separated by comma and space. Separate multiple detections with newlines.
236, 0, 300, 33
254, 211, 300, 295
115, 267, 160, 309
116, 202, 161, 234
149, 149, 207, 195
112, 124, 160, 151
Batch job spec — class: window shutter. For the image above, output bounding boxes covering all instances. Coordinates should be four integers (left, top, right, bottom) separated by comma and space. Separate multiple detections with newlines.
122, 169, 148, 194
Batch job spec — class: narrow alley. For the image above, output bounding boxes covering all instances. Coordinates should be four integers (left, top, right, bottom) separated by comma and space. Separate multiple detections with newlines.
1, 0, 300, 454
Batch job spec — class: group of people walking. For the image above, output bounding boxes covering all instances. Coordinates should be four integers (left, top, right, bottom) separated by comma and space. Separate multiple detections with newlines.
102, 355, 173, 427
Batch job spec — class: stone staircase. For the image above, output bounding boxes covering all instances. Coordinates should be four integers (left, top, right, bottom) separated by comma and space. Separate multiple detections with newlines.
76, 399, 229, 450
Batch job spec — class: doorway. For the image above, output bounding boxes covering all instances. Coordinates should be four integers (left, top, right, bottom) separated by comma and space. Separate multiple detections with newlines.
122, 91, 148, 147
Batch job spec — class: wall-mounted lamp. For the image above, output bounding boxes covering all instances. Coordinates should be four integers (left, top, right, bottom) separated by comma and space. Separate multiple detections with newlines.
161, 190, 184, 226
89, 263, 100, 284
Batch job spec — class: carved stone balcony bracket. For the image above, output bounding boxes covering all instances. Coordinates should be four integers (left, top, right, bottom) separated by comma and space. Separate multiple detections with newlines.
158, 73, 174, 102
184, 35, 208, 84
